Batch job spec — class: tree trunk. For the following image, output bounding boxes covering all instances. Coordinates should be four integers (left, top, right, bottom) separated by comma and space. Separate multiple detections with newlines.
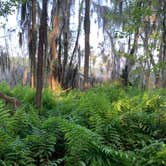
108, 32, 119, 80
35, 0, 47, 107
22, 67, 28, 86
61, 0, 70, 87
48, 15, 60, 91
69, 0, 83, 69
65, 0, 83, 88
83, 0, 91, 89
29, 0, 37, 88
123, 30, 139, 86
161, 9, 166, 88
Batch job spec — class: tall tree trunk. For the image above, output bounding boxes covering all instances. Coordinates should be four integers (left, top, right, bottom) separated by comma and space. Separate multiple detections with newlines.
35, 0, 47, 107
84, 0, 90, 89
143, 19, 151, 89
123, 30, 139, 86
48, 15, 60, 91
106, 31, 119, 80
30, 0, 37, 88
61, 0, 70, 87
66, 0, 83, 88
69, 0, 83, 69
161, 7, 166, 88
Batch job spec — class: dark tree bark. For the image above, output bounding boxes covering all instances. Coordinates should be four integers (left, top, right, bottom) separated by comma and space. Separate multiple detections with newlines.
35, 0, 48, 107
122, 30, 139, 86
61, 0, 70, 87
84, 0, 91, 89
161, 5, 166, 88
30, 0, 37, 88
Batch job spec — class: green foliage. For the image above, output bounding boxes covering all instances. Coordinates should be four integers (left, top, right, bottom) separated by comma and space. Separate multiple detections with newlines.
0, 0, 24, 16
42, 88, 57, 110
0, 81, 11, 95
0, 82, 165, 165
12, 85, 36, 104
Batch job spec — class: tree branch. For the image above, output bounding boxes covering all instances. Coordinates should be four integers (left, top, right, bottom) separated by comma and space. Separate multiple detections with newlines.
0, 92, 21, 108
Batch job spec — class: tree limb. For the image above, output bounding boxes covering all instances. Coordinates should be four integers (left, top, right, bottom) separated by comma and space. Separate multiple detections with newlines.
0, 92, 21, 108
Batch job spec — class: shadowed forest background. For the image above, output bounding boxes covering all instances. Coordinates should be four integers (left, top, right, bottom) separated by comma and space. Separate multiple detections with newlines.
0, 0, 166, 165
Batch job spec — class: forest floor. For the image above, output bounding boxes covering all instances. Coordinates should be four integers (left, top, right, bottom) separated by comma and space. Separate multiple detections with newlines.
0, 82, 166, 166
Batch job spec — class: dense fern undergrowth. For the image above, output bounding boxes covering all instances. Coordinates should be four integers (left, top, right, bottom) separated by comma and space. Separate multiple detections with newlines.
0, 82, 166, 166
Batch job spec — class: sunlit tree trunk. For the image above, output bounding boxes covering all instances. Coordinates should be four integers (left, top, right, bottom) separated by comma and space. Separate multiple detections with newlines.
84, 0, 90, 89
143, 19, 151, 89
48, 15, 60, 91
35, 0, 47, 107
22, 67, 27, 86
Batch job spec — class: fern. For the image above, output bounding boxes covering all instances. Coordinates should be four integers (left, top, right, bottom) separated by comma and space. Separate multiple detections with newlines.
0, 83, 165, 165
0, 101, 12, 130
24, 126, 57, 165
58, 118, 133, 166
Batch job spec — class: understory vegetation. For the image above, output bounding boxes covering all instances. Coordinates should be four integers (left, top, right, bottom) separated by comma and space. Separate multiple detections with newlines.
0, 82, 166, 166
